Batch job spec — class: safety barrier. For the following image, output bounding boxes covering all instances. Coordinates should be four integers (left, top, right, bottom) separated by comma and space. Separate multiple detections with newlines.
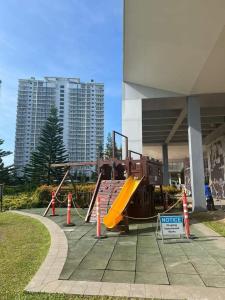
95, 196, 106, 239
64, 192, 75, 227
50, 191, 57, 216
182, 191, 190, 238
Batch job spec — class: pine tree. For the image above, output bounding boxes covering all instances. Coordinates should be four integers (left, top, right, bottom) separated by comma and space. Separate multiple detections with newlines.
104, 132, 121, 160
0, 139, 12, 184
105, 132, 113, 159
25, 107, 68, 185
116, 144, 122, 160
97, 142, 104, 159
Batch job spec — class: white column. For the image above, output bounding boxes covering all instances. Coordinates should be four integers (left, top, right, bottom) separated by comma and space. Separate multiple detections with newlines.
162, 144, 169, 185
187, 96, 206, 211
122, 84, 142, 158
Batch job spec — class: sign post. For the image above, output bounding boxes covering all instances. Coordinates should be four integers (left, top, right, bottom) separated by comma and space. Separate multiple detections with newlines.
156, 213, 184, 243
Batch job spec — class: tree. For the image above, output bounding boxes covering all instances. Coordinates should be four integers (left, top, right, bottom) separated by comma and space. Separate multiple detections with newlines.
116, 144, 122, 160
104, 132, 122, 160
25, 107, 68, 185
0, 139, 13, 184
105, 132, 113, 159
97, 142, 104, 159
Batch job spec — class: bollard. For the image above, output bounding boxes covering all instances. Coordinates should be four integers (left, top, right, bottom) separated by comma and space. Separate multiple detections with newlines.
95, 196, 106, 239
182, 191, 190, 239
50, 191, 58, 217
64, 192, 75, 227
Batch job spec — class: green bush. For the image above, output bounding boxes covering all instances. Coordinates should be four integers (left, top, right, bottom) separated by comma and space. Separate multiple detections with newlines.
162, 185, 181, 194
2, 183, 95, 210
32, 185, 55, 207
2, 192, 39, 210
4, 184, 34, 195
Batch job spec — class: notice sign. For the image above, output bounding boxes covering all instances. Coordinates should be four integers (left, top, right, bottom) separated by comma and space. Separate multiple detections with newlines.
160, 215, 184, 235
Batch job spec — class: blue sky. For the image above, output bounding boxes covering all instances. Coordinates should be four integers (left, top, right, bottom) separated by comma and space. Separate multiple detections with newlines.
0, 0, 123, 166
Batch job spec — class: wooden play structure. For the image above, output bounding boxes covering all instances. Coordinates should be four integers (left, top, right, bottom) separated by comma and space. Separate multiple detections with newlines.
44, 131, 163, 229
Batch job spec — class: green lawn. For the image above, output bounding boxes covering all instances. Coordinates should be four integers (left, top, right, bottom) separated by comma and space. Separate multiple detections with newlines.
192, 210, 225, 237
0, 213, 128, 300
204, 220, 225, 237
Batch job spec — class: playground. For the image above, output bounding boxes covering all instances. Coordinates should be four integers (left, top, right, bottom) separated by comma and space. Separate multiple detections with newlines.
2, 131, 225, 299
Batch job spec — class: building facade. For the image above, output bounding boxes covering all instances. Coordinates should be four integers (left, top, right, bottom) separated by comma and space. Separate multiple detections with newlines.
14, 77, 104, 175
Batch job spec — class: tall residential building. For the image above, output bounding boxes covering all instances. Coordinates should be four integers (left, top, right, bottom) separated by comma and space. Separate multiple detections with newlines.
14, 77, 104, 175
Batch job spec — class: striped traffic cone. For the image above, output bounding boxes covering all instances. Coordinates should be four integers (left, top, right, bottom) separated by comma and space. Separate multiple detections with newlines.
64, 192, 75, 227
50, 191, 58, 216
95, 196, 106, 239
182, 191, 190, 239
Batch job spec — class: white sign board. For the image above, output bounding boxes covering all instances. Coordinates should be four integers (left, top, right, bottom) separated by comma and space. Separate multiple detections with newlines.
160, 215, 184, 235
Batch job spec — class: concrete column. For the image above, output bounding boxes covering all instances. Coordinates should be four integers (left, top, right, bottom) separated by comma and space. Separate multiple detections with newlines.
162, 144, 169, 185
187, 96, 206, 211
122, 83, 142, 158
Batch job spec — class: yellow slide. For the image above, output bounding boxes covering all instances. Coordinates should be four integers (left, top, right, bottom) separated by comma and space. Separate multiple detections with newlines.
103, 176, 143, 229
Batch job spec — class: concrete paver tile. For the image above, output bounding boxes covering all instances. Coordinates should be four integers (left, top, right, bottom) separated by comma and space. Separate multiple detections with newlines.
102, 270, 135, 283
45, 274, 59, 283
78, 257, 109, 270
55, 280, 74, 293
144, 284, 161, 298
194, 263, 225, 275
136, 258, 165, 273
130, 283, 146, 298
41, 280, 63, 293
99, 282, 117, 296
201, 275, 225, 287
187, 255, 218, 265
83, 281, 102, 295
163, 255, 189, 264
137, 247, 160, 254
208, 249, 225, 258
111, 250, 136, 261
165, 262, 197, 274
59, 267, 76, 280
70, 269, 104, 281
135, 272, 169, 285
114, 283, 131, 297
159, 285, 180, 300
69, 281, 89, 295
107, 260, 135, 271
168, 273, 205, 286
160, 248, 186, 256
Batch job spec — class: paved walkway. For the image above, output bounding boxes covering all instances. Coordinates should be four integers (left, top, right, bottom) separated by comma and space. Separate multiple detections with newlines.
16, 208, 225, 299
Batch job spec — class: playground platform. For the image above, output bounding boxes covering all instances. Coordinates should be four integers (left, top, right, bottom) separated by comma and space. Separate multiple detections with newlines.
17, 208, 225, 299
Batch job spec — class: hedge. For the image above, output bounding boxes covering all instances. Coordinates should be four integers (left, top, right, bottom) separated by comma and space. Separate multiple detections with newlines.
2, 184, 95, 210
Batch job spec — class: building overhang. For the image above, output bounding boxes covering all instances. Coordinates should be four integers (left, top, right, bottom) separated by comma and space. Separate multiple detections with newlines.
142, 94, 225, 145
124, 0, 225, 95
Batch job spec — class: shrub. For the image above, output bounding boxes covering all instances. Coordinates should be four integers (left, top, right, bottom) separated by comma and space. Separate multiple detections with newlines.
2, 192, 39, 210
32, 185, 55, 207
4, 184, 35, 195
2, 183, 95, 210
162, 185, 181, 194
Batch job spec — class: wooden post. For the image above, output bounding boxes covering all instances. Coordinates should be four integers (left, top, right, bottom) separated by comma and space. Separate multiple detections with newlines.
43, 168, 70, 217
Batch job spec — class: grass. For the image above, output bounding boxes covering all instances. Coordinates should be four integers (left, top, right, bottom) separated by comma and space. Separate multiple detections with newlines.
204, 221, 225, 237
0, 212, 132, 300
192, 210, 225, 237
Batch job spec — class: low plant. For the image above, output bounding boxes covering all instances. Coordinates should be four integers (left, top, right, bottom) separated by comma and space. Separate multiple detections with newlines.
2, 183, 95, 210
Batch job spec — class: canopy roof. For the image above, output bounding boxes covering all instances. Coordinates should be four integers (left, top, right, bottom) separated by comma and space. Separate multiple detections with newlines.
124, 0, 225, 95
